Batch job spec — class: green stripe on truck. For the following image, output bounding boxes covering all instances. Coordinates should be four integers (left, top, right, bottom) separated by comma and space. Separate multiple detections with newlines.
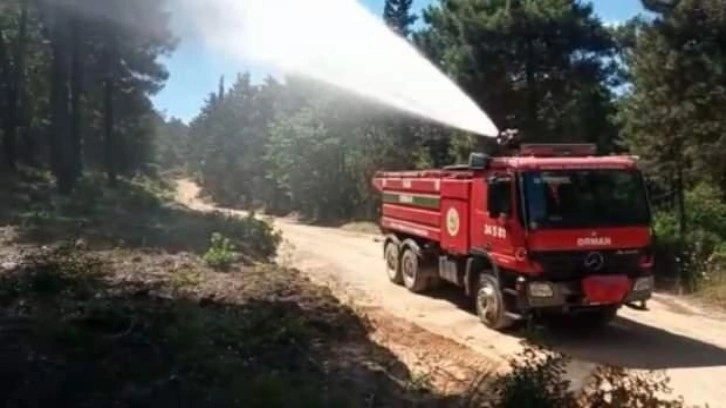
382, 192, 440, 209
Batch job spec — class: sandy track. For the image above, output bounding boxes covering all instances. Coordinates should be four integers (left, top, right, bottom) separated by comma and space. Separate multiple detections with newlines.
177, 179, 726, 407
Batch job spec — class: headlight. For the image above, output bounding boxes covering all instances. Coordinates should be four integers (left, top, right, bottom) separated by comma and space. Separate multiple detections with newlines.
528, 282, 554, 298
633, 276, 654, 292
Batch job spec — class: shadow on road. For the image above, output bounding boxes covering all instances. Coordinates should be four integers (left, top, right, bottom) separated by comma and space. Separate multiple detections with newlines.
547, 317, 726, 370
425, 283, 726, 371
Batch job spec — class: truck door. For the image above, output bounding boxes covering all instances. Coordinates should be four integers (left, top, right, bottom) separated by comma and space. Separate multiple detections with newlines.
470, 172, 518, 265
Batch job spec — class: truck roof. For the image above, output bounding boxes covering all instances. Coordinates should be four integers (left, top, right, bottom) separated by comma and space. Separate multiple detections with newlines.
375, 154, 639, 180
499, 155, 639, 171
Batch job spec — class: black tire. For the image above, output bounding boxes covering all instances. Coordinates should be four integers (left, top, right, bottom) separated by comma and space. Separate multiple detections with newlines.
475, 274, 514, 331
401, 248, 428, 293
384, 241, 402, 285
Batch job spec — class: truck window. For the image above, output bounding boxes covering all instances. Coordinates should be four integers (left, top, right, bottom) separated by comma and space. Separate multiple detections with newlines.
522, 169, 650, 229
488, 178, 512, 217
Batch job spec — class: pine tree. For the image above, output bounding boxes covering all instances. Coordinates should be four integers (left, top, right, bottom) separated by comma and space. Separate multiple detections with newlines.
415, 0, 617, 149
383, 0, 417, 37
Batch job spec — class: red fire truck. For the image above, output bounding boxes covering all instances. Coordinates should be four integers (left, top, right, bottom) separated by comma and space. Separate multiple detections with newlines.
372, 137, 654, 330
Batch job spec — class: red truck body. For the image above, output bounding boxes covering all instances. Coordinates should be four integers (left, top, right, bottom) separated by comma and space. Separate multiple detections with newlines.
372, 143, 654, 330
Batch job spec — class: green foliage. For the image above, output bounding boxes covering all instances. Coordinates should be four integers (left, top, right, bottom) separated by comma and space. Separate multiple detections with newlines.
2, 173, 282, 261
620, 0, 726, 191
653, 183, 726, 290
203, 232, 237, 271
0, 0, 176, 188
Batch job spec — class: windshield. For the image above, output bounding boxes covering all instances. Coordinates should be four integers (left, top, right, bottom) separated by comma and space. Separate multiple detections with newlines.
521, 169, 650, 229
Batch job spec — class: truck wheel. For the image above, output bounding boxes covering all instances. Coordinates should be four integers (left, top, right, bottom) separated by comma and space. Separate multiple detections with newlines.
476, 274, 514, 331
401, 249, 428, 293
384, 241, 403, 285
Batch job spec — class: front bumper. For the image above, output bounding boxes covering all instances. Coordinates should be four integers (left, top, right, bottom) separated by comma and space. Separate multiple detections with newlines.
519, 275, 653, 310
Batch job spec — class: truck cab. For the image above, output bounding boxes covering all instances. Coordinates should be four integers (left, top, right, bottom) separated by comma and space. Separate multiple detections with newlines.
470, 144, 654, 328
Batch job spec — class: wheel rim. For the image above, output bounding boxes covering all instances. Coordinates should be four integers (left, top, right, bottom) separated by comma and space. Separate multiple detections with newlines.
477, 280, 499, 323
402, 256, 415, 279
386, 247, 397, 277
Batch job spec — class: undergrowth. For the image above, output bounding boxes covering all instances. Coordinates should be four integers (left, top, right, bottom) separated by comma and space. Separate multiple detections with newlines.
0, 247, 440, 407
464, 341, 687, 408
1, 173, 282, 260
203, 232, 237, 271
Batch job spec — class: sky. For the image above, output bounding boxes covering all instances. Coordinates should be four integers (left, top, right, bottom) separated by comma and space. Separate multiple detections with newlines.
152, 0, 646, 123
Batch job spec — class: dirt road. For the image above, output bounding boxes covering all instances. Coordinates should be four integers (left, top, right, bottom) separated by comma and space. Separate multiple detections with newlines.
177, 180, 726, 407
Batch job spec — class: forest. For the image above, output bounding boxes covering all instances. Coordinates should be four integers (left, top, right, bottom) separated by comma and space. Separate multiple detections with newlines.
2, 0, 726, 291
0, 0, 723, 405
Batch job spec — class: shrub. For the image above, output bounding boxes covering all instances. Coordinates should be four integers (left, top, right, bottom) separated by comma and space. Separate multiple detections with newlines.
203, 232, 237, 271
489, 345, 573, 408
465, 343, 684, 408
653, 183, 726, 291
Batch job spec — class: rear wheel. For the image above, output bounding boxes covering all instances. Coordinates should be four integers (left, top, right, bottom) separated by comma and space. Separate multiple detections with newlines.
401, 249, 428, 293
384, 241, 402, 285
475, 274, 514, 331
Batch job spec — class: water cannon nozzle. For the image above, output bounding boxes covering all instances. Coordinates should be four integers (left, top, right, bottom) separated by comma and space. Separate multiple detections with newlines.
497, 129, 521, 153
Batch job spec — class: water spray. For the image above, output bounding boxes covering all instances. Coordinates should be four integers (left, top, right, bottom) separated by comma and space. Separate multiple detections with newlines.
174, 0, 499, 137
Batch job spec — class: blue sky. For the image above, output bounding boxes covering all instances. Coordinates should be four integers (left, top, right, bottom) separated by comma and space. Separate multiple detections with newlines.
152, 0, 646, 123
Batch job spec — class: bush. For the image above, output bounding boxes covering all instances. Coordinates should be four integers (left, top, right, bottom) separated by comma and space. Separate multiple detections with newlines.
653, 183, 726, 291
489, 345, 573, 408
203, 232, 237, 271
0, 245, 106, 301
465, 342, 684, 408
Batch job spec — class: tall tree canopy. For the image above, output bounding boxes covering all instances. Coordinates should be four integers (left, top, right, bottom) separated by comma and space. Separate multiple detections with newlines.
0, 0, 176, 191
415, 0, 618, 150
621, 0, 726, 191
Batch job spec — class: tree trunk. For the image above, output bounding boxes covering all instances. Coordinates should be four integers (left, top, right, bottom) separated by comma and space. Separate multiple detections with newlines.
49, 8, 72, 194
0, 30, 17, 171
69, 16, 83, 179
0, 0, 29, 171
16, 0, 33, 166
102, 31, 118, 187
524, 34, 538, 142
104, 75, 116, 187
675, 160, 686, 240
